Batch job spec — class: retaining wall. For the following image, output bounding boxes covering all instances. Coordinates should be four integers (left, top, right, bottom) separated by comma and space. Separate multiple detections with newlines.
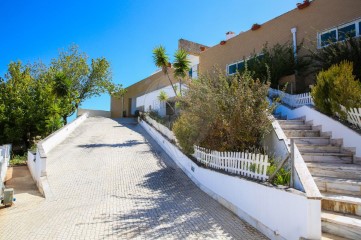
139, 119, 321, 240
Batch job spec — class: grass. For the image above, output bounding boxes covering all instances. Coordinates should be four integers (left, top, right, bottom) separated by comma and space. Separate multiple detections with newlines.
267, 158, 291, 186
10, 154, 27, 166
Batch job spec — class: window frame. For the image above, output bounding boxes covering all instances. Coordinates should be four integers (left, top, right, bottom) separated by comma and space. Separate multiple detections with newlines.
318, 18, 361, 48
226, 54, 264, 76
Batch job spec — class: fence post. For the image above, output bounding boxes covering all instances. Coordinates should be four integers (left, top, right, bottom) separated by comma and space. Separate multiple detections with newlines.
290, 139, 295, 188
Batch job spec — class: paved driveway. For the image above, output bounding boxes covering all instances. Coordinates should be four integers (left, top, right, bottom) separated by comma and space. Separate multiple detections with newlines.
0, 117, 267, 239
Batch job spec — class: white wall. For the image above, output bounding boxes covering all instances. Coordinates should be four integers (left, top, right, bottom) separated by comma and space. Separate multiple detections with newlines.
139, 119, 321, 240
189, 54, 199, 79
28, 113, 89, 197
136, 85, 184, 117
77, 108, 111, 118
0, 145, 11, 183
276, 105, 361, 158
41, 113, 88, 154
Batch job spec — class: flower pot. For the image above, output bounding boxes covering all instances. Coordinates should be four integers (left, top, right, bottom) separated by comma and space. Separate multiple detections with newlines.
220, 40, 226, 45
297, 0, 310, 9
251, 24, 261, 31
200, 46, 206, 51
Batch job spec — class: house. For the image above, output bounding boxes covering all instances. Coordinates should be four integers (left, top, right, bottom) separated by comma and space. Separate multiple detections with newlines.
111, 0, 361, 118
110, 39, 207, 118
199, 0, 361, 91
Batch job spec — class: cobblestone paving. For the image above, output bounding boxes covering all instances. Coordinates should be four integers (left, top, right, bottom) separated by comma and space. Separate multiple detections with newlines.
0, 117, 267, 240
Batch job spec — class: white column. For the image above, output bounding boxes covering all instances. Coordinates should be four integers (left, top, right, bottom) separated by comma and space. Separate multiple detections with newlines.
291, 27, 297, 59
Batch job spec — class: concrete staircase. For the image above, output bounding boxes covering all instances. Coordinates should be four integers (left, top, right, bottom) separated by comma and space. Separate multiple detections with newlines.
278, 119, 361, 240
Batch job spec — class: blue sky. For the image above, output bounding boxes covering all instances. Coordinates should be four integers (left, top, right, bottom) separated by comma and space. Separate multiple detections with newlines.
1, 0, 300, 113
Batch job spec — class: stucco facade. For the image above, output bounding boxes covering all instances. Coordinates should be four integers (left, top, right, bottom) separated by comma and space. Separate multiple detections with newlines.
111, 39, 206, 118
111, 69, 178, 118
112, 0, 361, 118
199, 0, 361, 77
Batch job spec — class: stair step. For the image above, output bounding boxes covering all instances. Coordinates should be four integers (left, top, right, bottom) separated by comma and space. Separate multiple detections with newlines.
322, 211, 361, 240
302, 152, 353, 164
314, 176, 361, 196
308, 163, 361, 180
279, 124, 312, 130
277, 119, 305, 125
292, 137, 330, 145
298, 144, 341, 153
322, 232, 350, 240
322, 192, 361, 217
284, 129, 320, 137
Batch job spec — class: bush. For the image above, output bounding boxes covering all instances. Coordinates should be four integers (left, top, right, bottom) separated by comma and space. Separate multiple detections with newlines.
10, 154, 27, 166
309, 36, 361, 82
267, 163, 290, 186
173, 69, 272, 154
311, 61, 361, 118
240, 42, 309, 89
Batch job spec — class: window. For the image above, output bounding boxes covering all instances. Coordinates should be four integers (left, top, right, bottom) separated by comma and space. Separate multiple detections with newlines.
227, 54, 263, 75
188, 68, 192, 78
228, 63, 237, 75
320, 29, 337, 47
319, 18, 361, 48
237, 61, 245, 71
338, 23, 356, 41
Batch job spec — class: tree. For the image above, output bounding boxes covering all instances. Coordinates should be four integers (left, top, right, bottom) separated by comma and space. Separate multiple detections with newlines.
152, 46, 178, 96
0, 61, 51, 148
0, 44, 124, 152
309, 36, 361, 82
51, 44, 123, 122
173, 49, 191, 96
52, 72, 75, 124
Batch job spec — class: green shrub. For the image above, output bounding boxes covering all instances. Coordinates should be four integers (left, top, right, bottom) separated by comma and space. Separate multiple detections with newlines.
309, 36, 361, 82
239, 42, 309, 89
267, 163, 290, 186
10, 154, 27, 166
311, 61, 361, 117
173, 69, 272, 154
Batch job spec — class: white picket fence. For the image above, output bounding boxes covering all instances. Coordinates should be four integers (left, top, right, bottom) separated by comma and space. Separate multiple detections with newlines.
340, 106, 361, 129
193, 145, 270, 181
269, 88, 314, 108
144, 115, 177, 142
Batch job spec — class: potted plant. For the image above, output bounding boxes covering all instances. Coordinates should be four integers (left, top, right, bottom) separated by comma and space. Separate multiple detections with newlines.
297, 0, 310, 9
220, 40, 226, 45
251, 23, 261, 31
200, 46, 206, 51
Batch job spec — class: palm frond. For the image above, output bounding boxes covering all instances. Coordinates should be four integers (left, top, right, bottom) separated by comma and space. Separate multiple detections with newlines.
173, 49, 191, 79
153, 46, 169, 73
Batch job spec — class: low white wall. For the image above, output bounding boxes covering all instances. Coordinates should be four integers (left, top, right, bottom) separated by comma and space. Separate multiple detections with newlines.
0, 150, 6, 183
0, 145, 11, 183
27, 151, 39, 184
29, 113, 89, 197
140, 119, 321, 240
276, 105, 361, 158
145, 116, 176, 142
77, 108, 110, 118
42, 113, 89, 154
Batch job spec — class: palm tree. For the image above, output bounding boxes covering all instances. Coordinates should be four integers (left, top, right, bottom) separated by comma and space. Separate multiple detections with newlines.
173, 49, 191, 96
152, 46, 178, 96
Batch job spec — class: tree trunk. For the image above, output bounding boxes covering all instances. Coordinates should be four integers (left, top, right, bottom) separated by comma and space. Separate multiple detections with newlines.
63, 115, 68, 125
179, 79, 182, 96
165, 72, 178, 97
